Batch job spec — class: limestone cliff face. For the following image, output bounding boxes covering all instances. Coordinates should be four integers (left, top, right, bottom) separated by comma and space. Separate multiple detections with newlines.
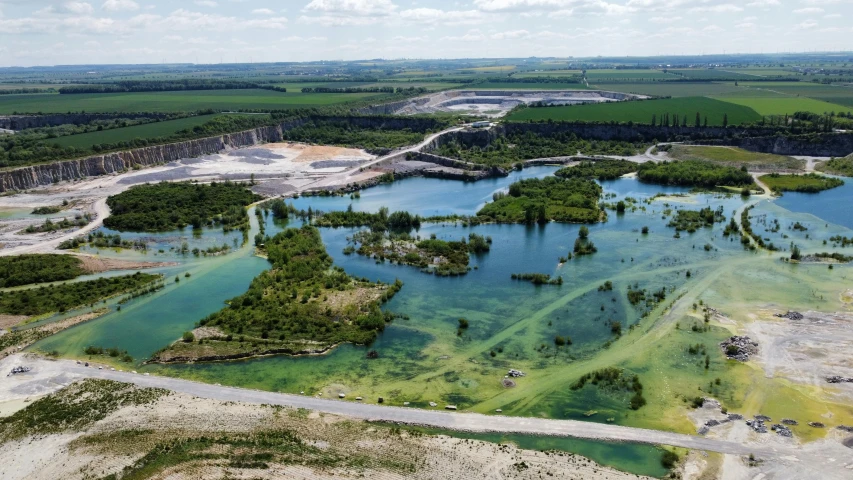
0, 125, 286, 192
704, 133, 853, 157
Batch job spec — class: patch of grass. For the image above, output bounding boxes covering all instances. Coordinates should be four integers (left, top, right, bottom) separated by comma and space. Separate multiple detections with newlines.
0, 89, 388, 114
759, 173, 844, 193
554, 159, 638, 181
816, 155, 853, 177
48, 114, 224, 149
0, 379, 168, 442
506, 97, 762, 125
667, 145, 804, 170
717, 96, 850, 116
0, 254, 86, 288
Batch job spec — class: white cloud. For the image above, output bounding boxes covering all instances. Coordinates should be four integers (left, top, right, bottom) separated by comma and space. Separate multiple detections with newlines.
689, 4, 743, 13
745, 0, 779, 6
194, 0, 218, 7
794, 7, 823, 13
398, 8, 486, 26
102, 0, 139, 12
64, 2, 94, 15
824, 13, 841, 18
649, 15, 682, 23
302, 0, 398, 16
251, 8, 275, 15
795, 19, 818, 29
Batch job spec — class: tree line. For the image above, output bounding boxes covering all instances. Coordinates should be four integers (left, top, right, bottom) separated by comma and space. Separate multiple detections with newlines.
58, 80, 287, 94
0, 254, 86, 288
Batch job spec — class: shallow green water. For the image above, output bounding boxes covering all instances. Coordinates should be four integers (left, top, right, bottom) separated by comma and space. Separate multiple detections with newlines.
395, 425, 669, 478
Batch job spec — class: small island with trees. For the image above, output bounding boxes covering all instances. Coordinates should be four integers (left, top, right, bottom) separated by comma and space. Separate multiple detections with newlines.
150, 226, 403, 363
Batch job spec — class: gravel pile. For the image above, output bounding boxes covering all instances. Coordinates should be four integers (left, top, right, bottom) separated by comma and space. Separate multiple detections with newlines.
720, 336, 759, 361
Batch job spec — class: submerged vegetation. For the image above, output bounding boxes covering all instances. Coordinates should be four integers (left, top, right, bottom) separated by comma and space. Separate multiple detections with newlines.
667, 206, 726, 233
154, 226, 402, 362
0, 254, 85, 288
511, 273, 563, 285
477, 176, 603, 224
104, 181, 261, 233
0, 272, 160, 316
349, 231, 489, 276
570, 367, 647, 410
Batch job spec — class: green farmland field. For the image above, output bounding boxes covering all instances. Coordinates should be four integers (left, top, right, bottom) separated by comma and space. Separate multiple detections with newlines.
0, 89, 388, 114
667, 69, 758, 80
505, 96, 762, 125
584, 70, 675, 80
48, 114, 264, 149
717, 96, 850, 116
592, 82, 747, 98
667, 145, 805, 170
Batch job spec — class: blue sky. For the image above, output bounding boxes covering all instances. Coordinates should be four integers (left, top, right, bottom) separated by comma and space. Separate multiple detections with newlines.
0, 0, 850, 66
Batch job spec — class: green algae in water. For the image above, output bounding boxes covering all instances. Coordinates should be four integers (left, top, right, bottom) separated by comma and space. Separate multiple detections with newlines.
390, 425, 669, 478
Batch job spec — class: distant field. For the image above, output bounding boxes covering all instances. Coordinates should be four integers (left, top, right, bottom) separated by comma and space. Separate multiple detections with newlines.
717, 96, 850, 115
513, 70, 582, 78
462, 65, 516, 72
465, 82, 587, 90
48, 114, 261, 148
668, 145, 805, 170
585, 70, 674, 80
667, 69, 757, 80
0, 89, 387, 114
724, 68, 798, 76
505, 96, 761, 125
591, 82, 747, 98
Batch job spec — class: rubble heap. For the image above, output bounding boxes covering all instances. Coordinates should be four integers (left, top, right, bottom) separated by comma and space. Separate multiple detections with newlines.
720, 336, 759, 361
6, 366, 30, 376
746, 418, 768, 433
826, 376, 853, 384
771, 424, 793, 437
507, 369, 526, 378
774, 311, 804, 320
781, 419, 799, 426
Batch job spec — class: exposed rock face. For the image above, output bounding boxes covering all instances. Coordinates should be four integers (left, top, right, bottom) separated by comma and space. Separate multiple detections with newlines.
0, 115, 446, 193
0, 125, 285, 192
713, 132, 853, 157
0, 113, 168, 130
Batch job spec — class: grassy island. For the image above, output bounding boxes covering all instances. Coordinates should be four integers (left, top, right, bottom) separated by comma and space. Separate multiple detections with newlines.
637, 160, 755, 188
555, 159, 639, 181
348, 231, 490, 276
151, 226, 402, 363
759, 173, 844, 193
477, 176, 603, 224
104, 181, 261, 233
0, 254, 86, 288
0, 272, 160, 316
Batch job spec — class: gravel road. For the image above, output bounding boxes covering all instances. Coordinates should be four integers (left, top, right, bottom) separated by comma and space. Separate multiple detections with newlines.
10, 356, 787, 458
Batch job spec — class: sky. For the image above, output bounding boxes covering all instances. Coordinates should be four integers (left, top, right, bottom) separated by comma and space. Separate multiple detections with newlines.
0, 0, 851, 67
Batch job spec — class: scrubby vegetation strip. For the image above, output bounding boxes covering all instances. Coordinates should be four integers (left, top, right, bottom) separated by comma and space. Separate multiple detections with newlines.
104, 181, 261, 233
0, 254, 86, 288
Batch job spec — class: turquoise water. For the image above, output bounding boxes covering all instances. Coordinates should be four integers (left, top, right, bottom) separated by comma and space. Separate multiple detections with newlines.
775, 178, 853, 230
